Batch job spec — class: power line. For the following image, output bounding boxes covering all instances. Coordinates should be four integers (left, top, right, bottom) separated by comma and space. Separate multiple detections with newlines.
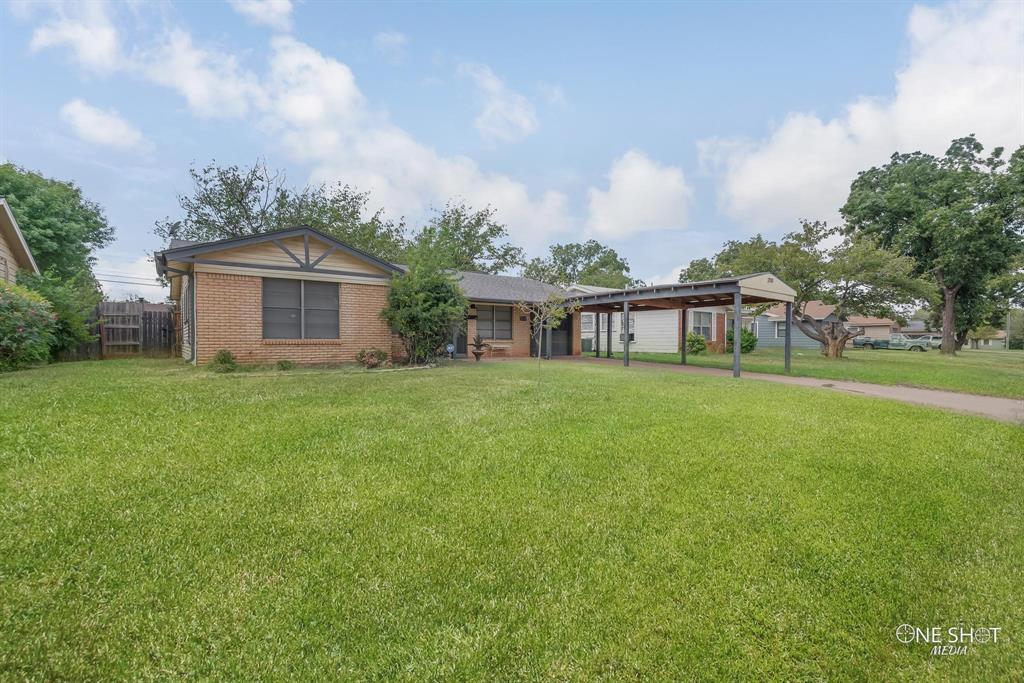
96, 278, 166, 288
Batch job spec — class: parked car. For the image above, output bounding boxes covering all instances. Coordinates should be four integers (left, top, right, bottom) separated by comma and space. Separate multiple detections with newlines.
853, 333, 930, 351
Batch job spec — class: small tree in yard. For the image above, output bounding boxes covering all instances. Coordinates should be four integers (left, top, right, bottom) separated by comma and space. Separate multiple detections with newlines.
382, 251, 467, 365
517, 295, 579, 365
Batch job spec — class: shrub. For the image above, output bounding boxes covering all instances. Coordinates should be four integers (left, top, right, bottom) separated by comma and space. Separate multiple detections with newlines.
276, 359, 296, 371
356, 348, 388, 369
381, 247, 467, 364
726, 327, 758, 354
0, 281, 57, 371
19, 270, 101, 359
209, 349, 238, 373
685, 332, 707, 355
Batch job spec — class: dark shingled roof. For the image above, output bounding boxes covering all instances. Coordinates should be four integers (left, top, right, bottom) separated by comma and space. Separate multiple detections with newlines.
454, 270, 566, 303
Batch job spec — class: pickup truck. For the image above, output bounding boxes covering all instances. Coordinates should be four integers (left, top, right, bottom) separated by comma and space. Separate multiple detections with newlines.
852, 333, 930, 351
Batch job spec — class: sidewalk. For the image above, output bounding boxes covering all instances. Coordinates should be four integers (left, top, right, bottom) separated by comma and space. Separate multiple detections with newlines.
560, 357, 1024, 424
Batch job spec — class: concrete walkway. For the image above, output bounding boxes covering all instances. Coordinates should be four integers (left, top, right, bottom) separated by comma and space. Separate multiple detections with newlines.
560, 357, 1024, 424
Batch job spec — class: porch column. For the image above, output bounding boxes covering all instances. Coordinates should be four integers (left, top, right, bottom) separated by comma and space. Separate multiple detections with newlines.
451, 324, 458, 360
594, 313, 600, 357
545, 325, 552, 360
606, 312, 612, 358
623, 302, 630, 367
732, 292, 742, 378
680, 308, 687, 365
784, 301, 792, 373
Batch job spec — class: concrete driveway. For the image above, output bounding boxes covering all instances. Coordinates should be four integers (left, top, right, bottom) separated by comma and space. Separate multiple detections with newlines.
563, 357, 1024, 424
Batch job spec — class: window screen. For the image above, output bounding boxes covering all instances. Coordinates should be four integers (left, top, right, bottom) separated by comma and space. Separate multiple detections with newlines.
476, 305, 512, 339
693, 311, 713, 340
262, 278, 339, 339
775, 320, 788, 338
303, 280, 340, 339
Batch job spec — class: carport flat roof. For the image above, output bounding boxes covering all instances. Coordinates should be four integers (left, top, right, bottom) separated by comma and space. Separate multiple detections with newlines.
568, 272, 796, 312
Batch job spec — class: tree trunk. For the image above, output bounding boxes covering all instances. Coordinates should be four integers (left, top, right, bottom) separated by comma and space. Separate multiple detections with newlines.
790, 312, 854, 360
940, 285, 958, 356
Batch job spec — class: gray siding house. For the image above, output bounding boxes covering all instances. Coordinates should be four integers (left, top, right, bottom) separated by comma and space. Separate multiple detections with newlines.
753, 301, 838, 351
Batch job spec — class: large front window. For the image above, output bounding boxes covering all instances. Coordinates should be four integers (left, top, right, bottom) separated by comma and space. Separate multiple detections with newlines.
692, 311, 713, 339
262, 278, 339, 339
476, 305, 512, 339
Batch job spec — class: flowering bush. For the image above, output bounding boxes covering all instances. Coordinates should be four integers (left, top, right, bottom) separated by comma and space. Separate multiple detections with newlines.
0, 281, 57, 371
356, 348, 388, 369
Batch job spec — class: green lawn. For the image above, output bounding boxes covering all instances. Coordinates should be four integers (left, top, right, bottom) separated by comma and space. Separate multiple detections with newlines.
604, 346, 1024, 399
2, 360, 1022, 680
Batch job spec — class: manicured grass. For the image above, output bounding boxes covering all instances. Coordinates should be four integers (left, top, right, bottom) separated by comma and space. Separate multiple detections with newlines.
2, 359, 1022, 680
606, 346, 1024, 399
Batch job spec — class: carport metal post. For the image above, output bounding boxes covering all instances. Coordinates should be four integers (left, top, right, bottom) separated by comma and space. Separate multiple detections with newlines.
623, 302, 630, 367
680, 308, 687, 365
606, 313, 612, 358
594, 313, 600, 357
732, 292, 742, 377
545, 325, 552, 360
784, 301, 793, 372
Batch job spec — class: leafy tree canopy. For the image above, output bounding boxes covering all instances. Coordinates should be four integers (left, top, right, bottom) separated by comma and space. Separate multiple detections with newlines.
412, 202, 524, 274
523, 240, 639, 288
841, 135, 1024, 353
0, 163, 114, 279
155, 160, 409, 262
677, 257, 716, 283
692, 222, 929, 358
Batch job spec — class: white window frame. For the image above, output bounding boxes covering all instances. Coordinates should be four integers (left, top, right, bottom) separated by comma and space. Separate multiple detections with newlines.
692, 311, 713, 340
775, 320, 788, 338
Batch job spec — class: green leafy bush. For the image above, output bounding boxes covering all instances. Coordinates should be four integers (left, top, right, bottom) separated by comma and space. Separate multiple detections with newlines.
381, 248, 467, 364
356, 348, 388, 369
0, 281, 57, 371
726, 327, 758, 354
276, 359, 295, 371
19, 270, 102, 358
685, 332, 707, 355
209, 349, 238, 373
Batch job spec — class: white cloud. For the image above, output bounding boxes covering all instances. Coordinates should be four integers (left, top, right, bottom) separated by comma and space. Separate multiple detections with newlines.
586, 150, 694, 239
141, 30, 264, 119
261, 38, 570, 249
701, 0, 1024, 230
59, 99, 150, 151
458, 63, 538, 143
28, 0, 119, 72
373, 31, 408, 63
227, 0, 293, 32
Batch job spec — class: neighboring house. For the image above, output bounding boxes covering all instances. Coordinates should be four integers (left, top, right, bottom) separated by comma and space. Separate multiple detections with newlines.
155, 226, 580, 365
0, 197, 40, 284
753, 301, 838, 350
844, 315, 897, 341
570, 284, 731, 354
967, 329, 1007, 349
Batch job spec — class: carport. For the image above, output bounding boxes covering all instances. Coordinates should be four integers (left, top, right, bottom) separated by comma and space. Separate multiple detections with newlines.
567, 273, 797, 377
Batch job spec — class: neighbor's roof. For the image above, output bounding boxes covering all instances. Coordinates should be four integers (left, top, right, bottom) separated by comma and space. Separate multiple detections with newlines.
565, 283, 620, 295
766, 300, 836, 319
0, 197, 40, 274
847, 314, 895, 327
456, 270, 565, 303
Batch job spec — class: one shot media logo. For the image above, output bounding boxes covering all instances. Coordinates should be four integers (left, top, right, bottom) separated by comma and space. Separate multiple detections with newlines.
895, 624, 1002, 656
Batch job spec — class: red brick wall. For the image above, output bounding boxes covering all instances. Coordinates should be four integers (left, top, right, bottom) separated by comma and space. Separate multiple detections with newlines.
194, 271, 393, 365
708, 312, 727, 353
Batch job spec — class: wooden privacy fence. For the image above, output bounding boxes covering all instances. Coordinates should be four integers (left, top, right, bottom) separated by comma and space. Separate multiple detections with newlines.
58, 301, 176, 361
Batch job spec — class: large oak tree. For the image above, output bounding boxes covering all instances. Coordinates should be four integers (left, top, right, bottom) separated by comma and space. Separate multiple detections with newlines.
841, 136, 1024, 355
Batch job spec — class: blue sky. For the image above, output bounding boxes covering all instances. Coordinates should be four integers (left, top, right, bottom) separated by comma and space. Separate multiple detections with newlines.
2, 0, 1022, 298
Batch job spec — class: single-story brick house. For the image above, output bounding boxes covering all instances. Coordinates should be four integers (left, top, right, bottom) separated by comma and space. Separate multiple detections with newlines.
155, 227, 581, 365
0, 197, 40, 284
